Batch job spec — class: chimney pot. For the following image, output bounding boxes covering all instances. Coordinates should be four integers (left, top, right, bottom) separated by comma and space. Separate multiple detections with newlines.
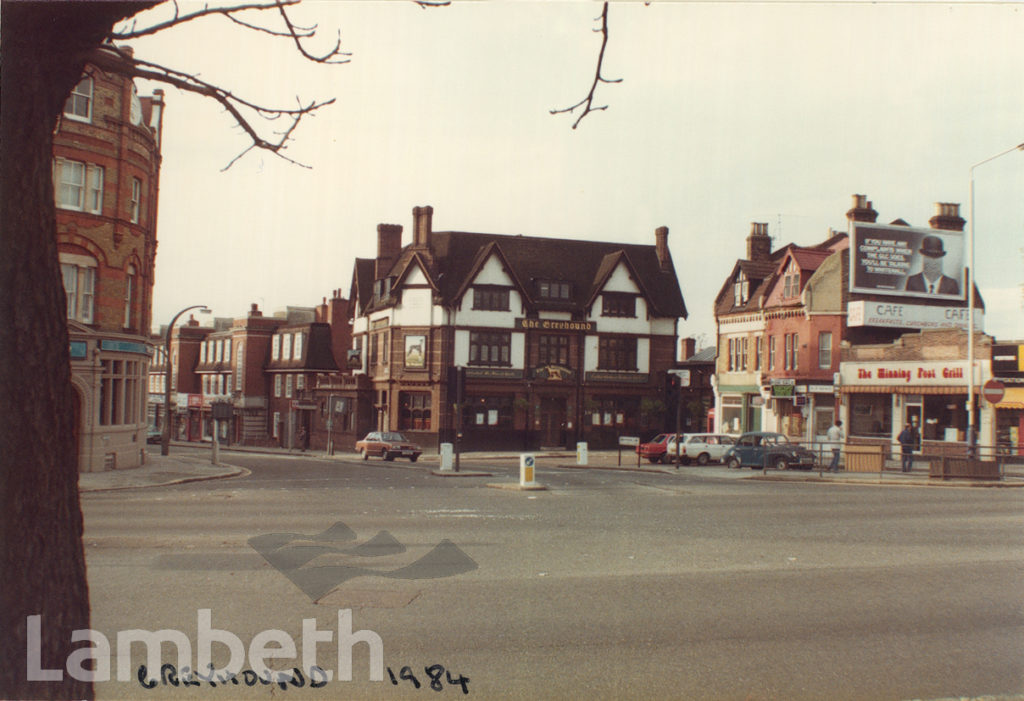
746, 222, 772, 261
846, 193, 879, 224
929, 202, 965, 231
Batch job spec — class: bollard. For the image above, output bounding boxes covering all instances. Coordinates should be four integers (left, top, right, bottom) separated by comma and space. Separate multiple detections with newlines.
520, 454, 537, 486
576, 441, 588, 466
439, 443, 454, 471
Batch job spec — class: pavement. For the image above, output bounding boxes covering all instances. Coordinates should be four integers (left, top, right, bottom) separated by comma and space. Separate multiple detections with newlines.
78, 441, 1024, 492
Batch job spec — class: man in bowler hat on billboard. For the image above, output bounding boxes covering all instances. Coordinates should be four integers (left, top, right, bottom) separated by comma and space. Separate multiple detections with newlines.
905, 235, 960, 295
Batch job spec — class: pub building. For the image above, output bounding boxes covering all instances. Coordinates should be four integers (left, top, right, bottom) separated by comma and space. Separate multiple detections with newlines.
838, 329, 996, 454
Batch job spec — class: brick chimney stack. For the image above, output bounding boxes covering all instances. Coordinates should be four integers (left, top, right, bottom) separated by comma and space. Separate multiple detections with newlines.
655, 226, 670, 271
680, 336, 696, 360
413, 205, 433, 248
746, 222, 772, 261
929, 202, 966, 231
846, 194, 879, 227
376, 223, 403, 279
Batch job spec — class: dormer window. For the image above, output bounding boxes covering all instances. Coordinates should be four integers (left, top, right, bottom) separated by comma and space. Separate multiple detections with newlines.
733, 272, 749, 306
782, 262, 800, 299
374, 277, 393, 302
537, 280, 571, 300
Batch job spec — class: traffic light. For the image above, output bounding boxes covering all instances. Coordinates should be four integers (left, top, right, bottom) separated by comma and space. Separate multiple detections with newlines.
447, 366, 466, 404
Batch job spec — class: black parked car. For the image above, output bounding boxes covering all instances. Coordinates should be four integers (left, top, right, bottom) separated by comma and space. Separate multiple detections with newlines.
723, 432, 816, 470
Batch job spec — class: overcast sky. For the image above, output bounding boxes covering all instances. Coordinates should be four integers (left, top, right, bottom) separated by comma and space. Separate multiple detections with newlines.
129, 1, 1024, 346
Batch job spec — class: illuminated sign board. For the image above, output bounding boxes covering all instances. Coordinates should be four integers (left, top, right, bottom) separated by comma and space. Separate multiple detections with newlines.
840, 362, 970, 387
851, 223, 965, 301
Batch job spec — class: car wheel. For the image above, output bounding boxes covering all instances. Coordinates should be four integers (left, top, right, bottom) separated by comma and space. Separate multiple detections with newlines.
410, 455, 418, 463
361, 449, 368, 461
384, 452, 395, 461
648, 457, 660, 464
727, 457, 741, 469
774, 457, 788, 471
697, 453, 710, 466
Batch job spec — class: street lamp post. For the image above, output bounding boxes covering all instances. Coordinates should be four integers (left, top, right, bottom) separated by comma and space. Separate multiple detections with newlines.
161, 304, 210, 456
967, 142, 1023, 458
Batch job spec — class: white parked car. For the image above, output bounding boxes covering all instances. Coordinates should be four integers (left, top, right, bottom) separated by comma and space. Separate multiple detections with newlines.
664, 433, 736, 465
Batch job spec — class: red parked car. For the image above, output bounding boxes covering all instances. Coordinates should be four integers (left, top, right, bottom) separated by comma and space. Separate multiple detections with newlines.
636, 433, 673, 463
355, 431, 422, 462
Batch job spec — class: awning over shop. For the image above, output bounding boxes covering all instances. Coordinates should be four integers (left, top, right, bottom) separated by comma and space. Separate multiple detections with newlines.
841, 385, 979, 395
995, 387, 1024, 410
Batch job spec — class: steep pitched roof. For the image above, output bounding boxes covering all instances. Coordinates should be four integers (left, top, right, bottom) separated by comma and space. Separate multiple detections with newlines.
714, 258, 778, 316
387, 230, 687, 319
350, 258, 376, 312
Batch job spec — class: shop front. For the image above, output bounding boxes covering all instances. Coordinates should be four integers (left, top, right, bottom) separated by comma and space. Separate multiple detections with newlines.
839, 360, 993, 456
713, 381, 763, 436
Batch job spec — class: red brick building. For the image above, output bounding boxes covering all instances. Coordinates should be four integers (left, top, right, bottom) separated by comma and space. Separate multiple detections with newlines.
56, 49, 165, 471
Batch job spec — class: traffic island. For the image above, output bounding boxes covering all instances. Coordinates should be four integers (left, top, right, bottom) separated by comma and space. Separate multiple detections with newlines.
486, 453, 547, 491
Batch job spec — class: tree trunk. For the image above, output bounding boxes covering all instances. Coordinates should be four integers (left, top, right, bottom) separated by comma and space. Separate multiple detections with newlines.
0, 4, 155, 698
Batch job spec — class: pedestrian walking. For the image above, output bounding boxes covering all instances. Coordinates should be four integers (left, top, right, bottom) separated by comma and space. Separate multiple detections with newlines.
298, 426, 308, 452
827, 420, 843, 472
897, 422, 919, 472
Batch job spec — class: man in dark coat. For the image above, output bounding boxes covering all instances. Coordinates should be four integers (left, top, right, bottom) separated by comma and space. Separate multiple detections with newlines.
905, 235, 960, 295
897, 422, 920, 472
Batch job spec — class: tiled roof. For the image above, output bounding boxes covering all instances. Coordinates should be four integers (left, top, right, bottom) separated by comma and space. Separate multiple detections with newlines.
682, 346, 717, 364
380, 231, 687, 319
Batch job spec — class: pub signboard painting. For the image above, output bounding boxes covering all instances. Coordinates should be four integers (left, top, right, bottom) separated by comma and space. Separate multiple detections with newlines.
851, 223, 966, 301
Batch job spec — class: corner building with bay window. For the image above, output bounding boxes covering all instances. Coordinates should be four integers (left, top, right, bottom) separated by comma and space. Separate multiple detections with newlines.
55, 49, 165, 472
348, 207, 688, 451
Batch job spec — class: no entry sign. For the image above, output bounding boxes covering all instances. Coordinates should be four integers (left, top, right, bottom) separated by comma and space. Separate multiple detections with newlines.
982, 379, 1006, 404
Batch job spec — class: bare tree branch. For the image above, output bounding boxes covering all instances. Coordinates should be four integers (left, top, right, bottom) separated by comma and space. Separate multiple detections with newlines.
272, 0, 349, 64
112, 0, 350, 64
89, 44, 334, 170
551, 2, 622, 130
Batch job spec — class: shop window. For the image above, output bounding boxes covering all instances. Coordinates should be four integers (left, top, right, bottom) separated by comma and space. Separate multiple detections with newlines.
922, 394, 967, 441
721, 396, 743, 434
588, 397, 640, 428
399, 392, 432, 430
99, 359, 139, 426
849, 394, 892, 437
464, 396, 512, 428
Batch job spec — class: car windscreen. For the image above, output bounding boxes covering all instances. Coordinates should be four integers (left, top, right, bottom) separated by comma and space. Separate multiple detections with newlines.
381, 433, 407, 442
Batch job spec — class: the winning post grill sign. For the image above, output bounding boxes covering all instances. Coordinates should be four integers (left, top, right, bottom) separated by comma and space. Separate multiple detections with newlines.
851, 223, 966, 302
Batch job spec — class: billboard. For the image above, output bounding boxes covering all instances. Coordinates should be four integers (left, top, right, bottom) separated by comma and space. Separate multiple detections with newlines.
850, 223, 966, 301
